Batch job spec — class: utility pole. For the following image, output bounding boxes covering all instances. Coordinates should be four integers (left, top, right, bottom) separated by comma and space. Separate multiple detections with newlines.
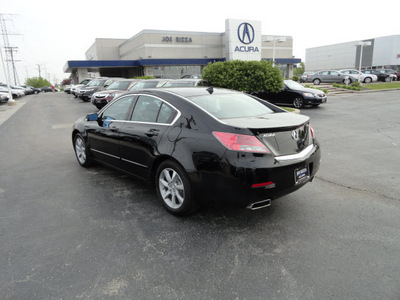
37, 64, 41, 77
5, 46, 20, 85
0, 14, 20, 86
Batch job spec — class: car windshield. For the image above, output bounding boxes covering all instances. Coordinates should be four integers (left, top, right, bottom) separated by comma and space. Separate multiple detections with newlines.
188, 93, 273, 119
87, 79, 107, 86
284, 80, 305, 90
106, 81, 133, 90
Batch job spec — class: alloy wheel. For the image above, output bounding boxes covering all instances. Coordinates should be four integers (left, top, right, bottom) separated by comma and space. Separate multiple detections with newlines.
293, 97, 304, 109
159, 168, 185, 209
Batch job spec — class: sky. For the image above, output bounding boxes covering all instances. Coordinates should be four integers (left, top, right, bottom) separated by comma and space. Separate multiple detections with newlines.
1, 0, 399, 85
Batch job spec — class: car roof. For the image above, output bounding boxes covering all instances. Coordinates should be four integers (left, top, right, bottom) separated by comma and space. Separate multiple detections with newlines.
128, 86, 238, 98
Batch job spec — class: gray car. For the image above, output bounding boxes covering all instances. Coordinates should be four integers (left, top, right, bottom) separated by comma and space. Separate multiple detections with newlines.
77, 78, 125, 101
307, 70, 354, 85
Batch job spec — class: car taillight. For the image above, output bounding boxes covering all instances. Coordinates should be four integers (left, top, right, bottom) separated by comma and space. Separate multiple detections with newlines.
310, 125, 315, 142
213, 132, 270, 153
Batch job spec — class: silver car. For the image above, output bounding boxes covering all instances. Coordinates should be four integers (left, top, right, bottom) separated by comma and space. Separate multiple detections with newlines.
307, 70, 355, 85
339, 69, 378, 83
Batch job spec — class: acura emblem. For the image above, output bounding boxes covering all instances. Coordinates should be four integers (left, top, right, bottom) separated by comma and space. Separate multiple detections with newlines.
237, 23, 255, 45
291, 130, 299, 141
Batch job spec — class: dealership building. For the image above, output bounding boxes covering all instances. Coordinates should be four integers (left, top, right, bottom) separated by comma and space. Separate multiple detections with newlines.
64, 19, 300, 83
305, 35, 400, 72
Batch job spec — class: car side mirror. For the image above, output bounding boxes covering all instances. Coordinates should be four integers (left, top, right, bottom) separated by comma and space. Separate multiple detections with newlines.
86, 113, 98, 121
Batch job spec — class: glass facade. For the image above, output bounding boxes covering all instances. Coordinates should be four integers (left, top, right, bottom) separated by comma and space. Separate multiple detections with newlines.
152, 66, 202, 79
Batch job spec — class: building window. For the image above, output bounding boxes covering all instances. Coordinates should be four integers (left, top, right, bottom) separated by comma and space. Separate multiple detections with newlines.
152, 66, 202, 79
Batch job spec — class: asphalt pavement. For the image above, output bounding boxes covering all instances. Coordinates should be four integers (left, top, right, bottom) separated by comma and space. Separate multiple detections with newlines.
0, 91, 399, 299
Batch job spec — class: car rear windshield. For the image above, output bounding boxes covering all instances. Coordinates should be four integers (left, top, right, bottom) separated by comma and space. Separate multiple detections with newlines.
188, 93, 274, 119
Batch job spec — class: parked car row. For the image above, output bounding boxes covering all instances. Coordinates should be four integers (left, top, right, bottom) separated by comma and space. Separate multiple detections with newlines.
0, 84, 36, 101
0, 83, 58, 102
301, 68, 398, 85
70, 76, 327, 110
68, 77, 210, 109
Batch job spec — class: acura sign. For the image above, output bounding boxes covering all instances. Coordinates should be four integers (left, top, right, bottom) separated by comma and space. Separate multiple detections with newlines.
226, 19, 261, 61
237, 23, 255, 44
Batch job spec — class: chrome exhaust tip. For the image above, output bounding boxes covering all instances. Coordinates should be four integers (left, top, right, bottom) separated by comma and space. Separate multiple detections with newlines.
247, 199, 271, 210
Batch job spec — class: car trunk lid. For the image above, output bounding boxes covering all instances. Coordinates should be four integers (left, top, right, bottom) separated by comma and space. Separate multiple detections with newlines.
222, 113, 312, 156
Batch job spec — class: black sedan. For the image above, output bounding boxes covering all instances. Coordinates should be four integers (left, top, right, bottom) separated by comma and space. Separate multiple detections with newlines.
252, 80, 327, 109
361, 70, 392, 82
72, 87, 321, 215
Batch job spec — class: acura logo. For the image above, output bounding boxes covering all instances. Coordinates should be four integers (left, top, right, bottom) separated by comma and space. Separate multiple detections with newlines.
237, 23, 255, 45
291, 130, 299, 141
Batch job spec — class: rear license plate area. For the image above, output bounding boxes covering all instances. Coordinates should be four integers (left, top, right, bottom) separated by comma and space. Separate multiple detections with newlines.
295, 166, 310, 184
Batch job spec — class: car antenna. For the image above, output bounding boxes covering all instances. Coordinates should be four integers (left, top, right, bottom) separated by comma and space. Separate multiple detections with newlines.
206, 86, 214, 94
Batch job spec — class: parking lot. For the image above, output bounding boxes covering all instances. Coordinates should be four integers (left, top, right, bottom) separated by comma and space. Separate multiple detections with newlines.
0, 91, 399, 299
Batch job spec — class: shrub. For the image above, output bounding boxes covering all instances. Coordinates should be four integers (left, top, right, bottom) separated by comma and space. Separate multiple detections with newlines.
292, 75, 300, 82
133, 76, 155, 79
202, 60, 283, 93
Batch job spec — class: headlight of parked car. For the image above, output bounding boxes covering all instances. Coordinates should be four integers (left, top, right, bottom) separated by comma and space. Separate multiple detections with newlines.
303, 92, 315, 97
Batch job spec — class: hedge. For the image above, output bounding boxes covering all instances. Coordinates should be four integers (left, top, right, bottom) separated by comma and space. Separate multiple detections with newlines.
202, 60, 283, 93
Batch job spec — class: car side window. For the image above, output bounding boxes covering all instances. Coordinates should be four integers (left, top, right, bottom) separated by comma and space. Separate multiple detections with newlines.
131, 95, 162, 123
330, 71, 339, 76
102, 96, 135, 121
158, 103, 177, 124
321, 71, 329, 75
131, 95, 177, 124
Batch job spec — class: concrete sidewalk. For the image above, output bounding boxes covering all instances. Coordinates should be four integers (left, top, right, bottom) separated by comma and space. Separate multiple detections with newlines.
0, 97, 30, 127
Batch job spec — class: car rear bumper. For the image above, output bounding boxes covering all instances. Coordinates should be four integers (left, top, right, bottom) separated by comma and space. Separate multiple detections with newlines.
190, 142, 321, 207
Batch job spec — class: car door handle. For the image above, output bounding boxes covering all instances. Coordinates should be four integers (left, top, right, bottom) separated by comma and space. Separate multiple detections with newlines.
145, 129, 159, 137
110, 126, 119, 132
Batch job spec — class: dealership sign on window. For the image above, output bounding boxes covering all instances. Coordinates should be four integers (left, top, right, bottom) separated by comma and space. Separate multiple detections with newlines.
225, 19, 261, 61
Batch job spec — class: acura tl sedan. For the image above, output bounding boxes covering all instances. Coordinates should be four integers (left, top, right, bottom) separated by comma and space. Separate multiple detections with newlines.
72, 87, 321, 216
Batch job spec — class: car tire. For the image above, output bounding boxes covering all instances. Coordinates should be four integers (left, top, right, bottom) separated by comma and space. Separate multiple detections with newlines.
293, 97, 304, 109
343, 78, 352, 85
73, 133, 92, 167
364, 77, 372, 84
155, 160, 197, 216
384, 76, 391, 82
313, 79, 321, 85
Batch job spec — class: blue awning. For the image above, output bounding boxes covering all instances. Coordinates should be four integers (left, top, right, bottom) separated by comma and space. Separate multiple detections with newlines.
64, 58, 226, 72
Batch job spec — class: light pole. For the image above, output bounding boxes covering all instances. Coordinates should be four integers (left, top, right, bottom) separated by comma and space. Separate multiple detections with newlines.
264, 37, 286, 67
356, 41, 371, 82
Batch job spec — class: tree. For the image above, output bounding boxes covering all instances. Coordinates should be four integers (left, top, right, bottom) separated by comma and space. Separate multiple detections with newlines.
202, 60, 283, 93
294, 62, 305, 75
25, 77, 51, 88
